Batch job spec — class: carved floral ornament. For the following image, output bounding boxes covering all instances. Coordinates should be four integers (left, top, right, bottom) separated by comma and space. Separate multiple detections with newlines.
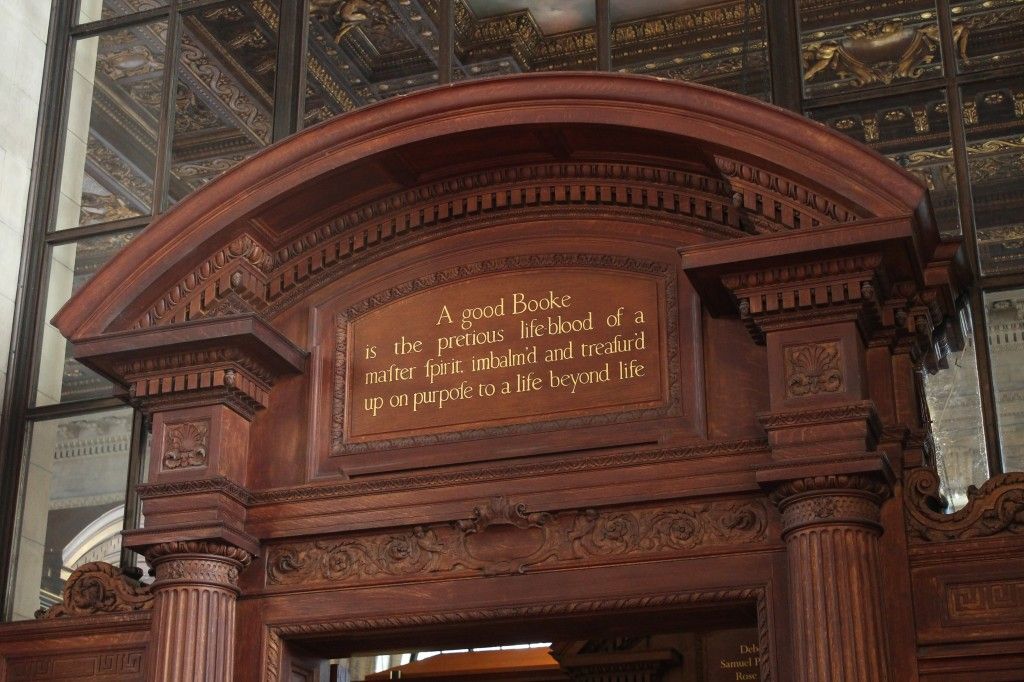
266, 496, 770, 586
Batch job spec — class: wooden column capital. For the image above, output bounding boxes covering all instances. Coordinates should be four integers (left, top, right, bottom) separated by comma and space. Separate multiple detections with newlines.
767, 473, 891, 536
145, 540, 254, 682
69, 314, 306, 419
146, 540, 254, 593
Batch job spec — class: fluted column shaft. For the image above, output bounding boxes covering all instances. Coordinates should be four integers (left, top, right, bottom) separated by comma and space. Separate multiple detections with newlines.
772, 476, 891, 682
145, 541, 253, 682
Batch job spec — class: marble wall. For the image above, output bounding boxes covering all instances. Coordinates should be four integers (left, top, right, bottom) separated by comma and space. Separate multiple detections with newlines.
0, 0, 51, 407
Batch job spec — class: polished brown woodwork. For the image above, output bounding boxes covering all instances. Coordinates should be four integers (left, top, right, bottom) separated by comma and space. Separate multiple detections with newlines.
3, 73, 1023, 682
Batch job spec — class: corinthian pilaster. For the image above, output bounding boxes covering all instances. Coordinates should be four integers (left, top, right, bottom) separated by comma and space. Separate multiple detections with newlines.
146, 541, 253, 682
770, 474, 891, 682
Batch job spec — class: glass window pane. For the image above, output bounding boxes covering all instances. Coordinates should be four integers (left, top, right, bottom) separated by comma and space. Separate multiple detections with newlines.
450, 0, 596, 86
923, 304, 990, 510
168, 3, 279, 203
951, 0, 1024, 73
304, 0, 440, 127
34, 231, 139, 407
985, 289, 1024, 472
57, 23, 167, 231
962, 78, 1024, 274
807, 89, 960, 236
78, 0, 169, 25
8, 408, 133, 620
798, 1, 943, 99
611, 0, 770, 101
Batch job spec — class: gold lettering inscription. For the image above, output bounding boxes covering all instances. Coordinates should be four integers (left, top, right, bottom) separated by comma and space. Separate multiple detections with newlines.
346, 269, 665, 441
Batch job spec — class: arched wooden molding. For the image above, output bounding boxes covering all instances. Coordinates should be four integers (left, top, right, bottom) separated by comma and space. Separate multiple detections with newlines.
53, 73, 938, 342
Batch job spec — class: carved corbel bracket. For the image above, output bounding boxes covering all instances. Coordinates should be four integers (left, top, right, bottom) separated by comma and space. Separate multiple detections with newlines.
70, 314, 306, 419
723, 253, 886, 343
904, 467, 1024, 542
35, 562, 153, 619
134, 233, 274, 329
679, 218, 964, 351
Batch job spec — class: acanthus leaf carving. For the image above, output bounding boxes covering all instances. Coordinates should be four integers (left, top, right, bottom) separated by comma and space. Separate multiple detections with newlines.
904, 467, 1024, 542
36, 562, 153, 619
266, 498, 770, 587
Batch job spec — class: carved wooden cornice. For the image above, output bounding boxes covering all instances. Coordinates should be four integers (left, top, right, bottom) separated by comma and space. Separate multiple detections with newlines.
265, 496, 772, 588
136, 474, 256, 505
127, 160, 867, 331
904, 467, 1024, 542
35, 562, 153, 620
249, 438, 768, 505
71, 314, 306, 418
758, 401, 881, 432
723, 253, 886, 341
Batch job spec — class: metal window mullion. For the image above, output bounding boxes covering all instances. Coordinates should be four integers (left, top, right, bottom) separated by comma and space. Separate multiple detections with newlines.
43, 215, 153, 246
935, 0, 1003, 474
152, 5, 184, 214
273, 0, 306, 140
439, 0, 454, 84
70, 6, 173, 38
25, 396, 130, 422
767, 0, 802, 111
596, 0, 610, 72
118, 410, 149, 572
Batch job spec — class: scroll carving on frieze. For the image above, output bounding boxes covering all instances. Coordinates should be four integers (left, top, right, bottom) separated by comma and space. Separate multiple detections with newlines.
266, 496, 770, 586
904, 467, 1024, 542
35, 562, 153, 619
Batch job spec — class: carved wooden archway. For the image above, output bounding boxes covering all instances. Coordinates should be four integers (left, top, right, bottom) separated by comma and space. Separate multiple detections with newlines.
7, 73, 1018, 682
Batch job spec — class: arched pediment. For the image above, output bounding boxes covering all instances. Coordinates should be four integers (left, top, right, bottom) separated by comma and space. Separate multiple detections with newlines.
53, 73, 937, 340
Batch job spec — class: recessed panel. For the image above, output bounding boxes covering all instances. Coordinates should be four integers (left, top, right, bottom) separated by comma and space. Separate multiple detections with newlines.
340, 264, 666, 445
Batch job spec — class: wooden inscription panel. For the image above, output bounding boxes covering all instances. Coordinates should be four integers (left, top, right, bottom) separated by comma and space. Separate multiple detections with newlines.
332, 255, 680, 456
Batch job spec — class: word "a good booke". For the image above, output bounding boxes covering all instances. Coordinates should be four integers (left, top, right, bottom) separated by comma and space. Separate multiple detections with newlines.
437, 291, 573, 330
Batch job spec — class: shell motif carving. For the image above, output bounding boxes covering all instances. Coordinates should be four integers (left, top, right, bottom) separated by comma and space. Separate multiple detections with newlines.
784, 342, 843, 398
163, 420, 210, 470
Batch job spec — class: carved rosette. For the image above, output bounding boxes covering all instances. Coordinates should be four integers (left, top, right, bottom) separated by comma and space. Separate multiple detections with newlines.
768, 475, 893, 682
145, 541, 254, 682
